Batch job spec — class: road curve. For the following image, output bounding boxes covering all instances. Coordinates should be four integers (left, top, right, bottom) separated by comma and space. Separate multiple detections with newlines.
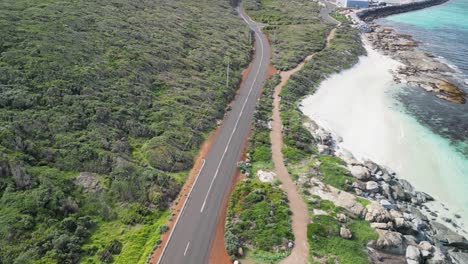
157, 6, 270, 264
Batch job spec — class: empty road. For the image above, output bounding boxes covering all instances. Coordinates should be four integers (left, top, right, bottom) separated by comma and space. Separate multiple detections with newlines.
157, 6, 270, 264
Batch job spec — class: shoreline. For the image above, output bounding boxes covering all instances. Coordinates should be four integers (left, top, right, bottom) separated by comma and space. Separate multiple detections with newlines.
350, 0, 467, 104
300, 40, 468, 262
365, 21, 466, 104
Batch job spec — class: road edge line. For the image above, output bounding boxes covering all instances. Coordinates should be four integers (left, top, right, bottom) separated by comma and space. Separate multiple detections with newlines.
156, 159, 206, 264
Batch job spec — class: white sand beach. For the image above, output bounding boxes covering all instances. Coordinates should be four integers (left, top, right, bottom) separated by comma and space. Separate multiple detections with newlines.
300, 42, 468, 230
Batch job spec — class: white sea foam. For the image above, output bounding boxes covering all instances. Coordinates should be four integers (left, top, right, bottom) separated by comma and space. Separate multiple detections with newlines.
300, 43, 468, 229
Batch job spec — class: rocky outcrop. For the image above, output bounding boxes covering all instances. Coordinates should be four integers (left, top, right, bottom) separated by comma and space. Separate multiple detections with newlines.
256, 170, 276, 183
406, 245, 421, 264
349, 165, 370, 180
76, 172, 102, 193
304, 120, 468, 264
369, 229, 404, 254
432, 222, 468, 250
365, 202, 392, 223
340, 226, 353, 239
349, 0, 467, 104
364, 25, 466, 104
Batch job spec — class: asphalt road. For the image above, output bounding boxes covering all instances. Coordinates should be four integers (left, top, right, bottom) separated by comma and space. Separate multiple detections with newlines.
157, 7, 270, 264
319, 0, 340, 25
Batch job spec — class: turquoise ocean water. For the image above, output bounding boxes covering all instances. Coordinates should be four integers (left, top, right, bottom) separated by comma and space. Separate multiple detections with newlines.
378, 0, 468, 225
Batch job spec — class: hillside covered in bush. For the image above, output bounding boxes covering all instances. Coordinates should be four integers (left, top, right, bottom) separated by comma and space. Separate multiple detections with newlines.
0, 0, 252, 263
243, 0, 331, 70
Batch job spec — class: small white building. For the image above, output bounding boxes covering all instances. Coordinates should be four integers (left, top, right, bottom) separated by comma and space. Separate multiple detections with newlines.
337, 0, 369, 8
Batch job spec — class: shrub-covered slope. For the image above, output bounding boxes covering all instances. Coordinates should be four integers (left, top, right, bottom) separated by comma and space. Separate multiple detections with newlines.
280, 25, 365, 164
0, 0, 251, 263
225, 76, 294, 263
243, 0, 331, 70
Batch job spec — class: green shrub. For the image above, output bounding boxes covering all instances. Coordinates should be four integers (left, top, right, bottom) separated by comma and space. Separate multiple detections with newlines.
225, 180, 293, 257
318, 155, 354, 190
108, 240, 123, 255
282, 146, 308, 164
355, 197, 371, 207
158, 225, 169, 235
0, 0, 252, 261
308, 214, 377, 264
243, 0, 330, 70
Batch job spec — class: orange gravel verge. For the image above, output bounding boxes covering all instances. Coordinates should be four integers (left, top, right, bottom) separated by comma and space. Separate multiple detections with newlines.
207, 31, 278, 264
148, 127, 220, 264
149, 33, 263, 264
208, 137, 248, 264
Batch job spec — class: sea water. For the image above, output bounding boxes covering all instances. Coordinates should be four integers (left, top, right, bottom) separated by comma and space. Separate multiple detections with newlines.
382, 0, 468, 222
382, 0, 468, 79
300, 41, 468, 231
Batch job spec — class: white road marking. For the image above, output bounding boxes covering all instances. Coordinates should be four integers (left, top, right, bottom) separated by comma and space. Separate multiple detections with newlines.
200, 9, 266, 213
158, 7, 268, 263
157, 159, 205, 264
184, 241, 190, 256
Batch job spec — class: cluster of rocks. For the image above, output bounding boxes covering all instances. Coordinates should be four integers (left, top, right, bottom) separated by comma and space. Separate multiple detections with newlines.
347, 0, 467, 105
309, 125, 468, 263
76, 172, 102, 193
365, 25, 466, 104
256, 170, 276, 183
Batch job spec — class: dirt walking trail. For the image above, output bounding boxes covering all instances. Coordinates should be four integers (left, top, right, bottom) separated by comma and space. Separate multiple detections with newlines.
271, 27, 337, 264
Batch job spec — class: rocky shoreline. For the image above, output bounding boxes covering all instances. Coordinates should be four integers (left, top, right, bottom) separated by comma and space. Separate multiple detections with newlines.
349, 0, 467, 104
303, 120, 468, 263
364, 24, 466, 104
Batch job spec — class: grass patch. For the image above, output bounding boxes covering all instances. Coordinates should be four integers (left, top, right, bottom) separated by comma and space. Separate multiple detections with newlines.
330, 10, 349, 23
248, 74, 280, 175
318, 155, 354, 190
247, 249, 291, 264
225, 180, 293, 259
81, 211, 169, 264
355, 197, 371, 207
282, 146, 309, 165
308, 195, 344, 215
308, 215, 378, 264
265, 24, 330, 71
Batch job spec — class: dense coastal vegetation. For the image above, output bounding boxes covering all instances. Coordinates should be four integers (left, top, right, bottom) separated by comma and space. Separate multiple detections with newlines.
280, 25, 365, 163
231, 0, 374, 262
225, 76, 294, 263
243, 0, 331, 70
279, 23, 379, 263
239, 1, 379, 262
0, 0, 252, 263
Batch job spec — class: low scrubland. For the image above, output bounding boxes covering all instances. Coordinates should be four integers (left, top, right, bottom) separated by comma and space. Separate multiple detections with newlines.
280, 25, 365, 164
0, 0, 252, 262
243, 0, 331, 70
225, 76, 294, 263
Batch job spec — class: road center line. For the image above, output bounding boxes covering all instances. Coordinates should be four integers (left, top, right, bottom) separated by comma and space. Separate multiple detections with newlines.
184, 241, 190, 256
200, 9, 266, 213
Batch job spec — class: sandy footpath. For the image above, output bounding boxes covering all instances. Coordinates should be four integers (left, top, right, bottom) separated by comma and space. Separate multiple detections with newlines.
268, 28, 337, 264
